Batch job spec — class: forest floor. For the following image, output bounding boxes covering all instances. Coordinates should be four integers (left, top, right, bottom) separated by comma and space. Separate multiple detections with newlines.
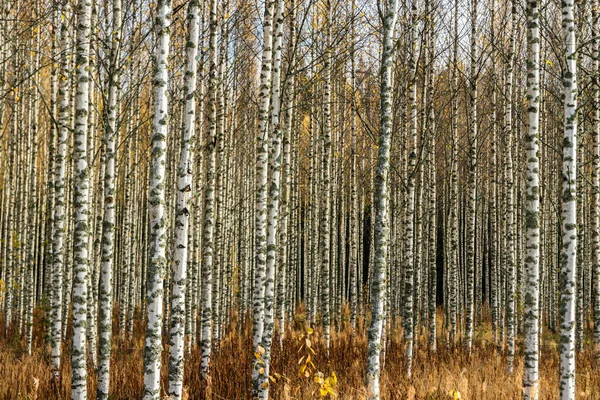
1, 309, 600, 399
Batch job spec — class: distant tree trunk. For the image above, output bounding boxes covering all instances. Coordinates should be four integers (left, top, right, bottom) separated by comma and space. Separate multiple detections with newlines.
276, 0, 297, 349
426, 6, 437, 352
200, 0, 219, 378
465, 0, 478, 355
505, 0, 516, 374
349, 0, 358, 331
51, 0, 70, 376
592, 0, 600, 357
25, 22, 41, 357
449, 0, 459, 345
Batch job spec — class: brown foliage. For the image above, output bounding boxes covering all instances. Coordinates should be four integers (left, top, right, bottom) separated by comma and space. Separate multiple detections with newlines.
0, 310, 599, 399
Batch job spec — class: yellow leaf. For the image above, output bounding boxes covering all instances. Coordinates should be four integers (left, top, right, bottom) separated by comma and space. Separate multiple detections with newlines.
330, 372, 337, 385
255, 352, 262, 360
261, 381, 269, 389
257, 345, 265, 355
320, 387, 328, 397
306, 327, 314, 335
259, 368, 265, 375
306, 338, 312, 348
269, 375, 276, 383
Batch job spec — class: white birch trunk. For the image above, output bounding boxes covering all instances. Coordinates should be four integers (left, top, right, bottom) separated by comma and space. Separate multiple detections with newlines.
71, 0, 93, 397
97, 0, 121, 396
560, 1, 577, 398
252, 0, 275, 396
365, 0, 398, 397
143, 0, 172, 398
168, 1, 199, 397
51, 0, 70, 376
523, 1, 541, 397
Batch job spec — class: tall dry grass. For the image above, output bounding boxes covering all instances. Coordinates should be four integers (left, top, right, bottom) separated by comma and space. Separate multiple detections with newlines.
1, 307, 599, 399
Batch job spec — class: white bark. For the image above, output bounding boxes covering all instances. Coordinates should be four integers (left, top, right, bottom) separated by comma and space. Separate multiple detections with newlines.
143, 0, 172, 398
71, 0, 93, 397
97, 0, 121, 396
559, 1, 577, 398
523, 0, 541, 397
252, 0, 275, 396
365, 0, 398, 398
168, 1, 199, 397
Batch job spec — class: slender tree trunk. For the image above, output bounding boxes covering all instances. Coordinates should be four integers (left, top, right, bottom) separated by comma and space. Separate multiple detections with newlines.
252, 0, 275, 395
71, 0, 93, 397
51, 0, 70, 376
592, 0, 600, 357
559, 1, 577, 398
505, 0, 517, 373
319, 0, 333, 350
523, 0, 541, 397
403, 0, 418, 377
449, 0, 459, 345
349, 0, 358, 331
258, 0, 284, 392
426, 8, 436, 351
143, 0, 172, 398
465, 0, 478, 355
97, 0, 122, 396
200, 0, 218, 378
365, 0, 398, 397
276, 0, 296, 349
167, 1, 200, 397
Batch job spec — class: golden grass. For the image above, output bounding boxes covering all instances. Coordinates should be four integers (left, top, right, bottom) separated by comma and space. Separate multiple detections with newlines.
1, 309, 599, 399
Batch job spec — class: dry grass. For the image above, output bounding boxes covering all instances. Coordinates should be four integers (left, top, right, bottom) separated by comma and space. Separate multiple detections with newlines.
1, 308, 599, 399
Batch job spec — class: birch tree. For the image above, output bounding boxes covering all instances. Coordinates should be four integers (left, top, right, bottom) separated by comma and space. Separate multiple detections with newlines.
167, 1, 200, 397
97, 0, 122, 397
143, 0, 172, 398
365, 0, 398, 397
559, 1, 577, 398
523, 0, 540, 396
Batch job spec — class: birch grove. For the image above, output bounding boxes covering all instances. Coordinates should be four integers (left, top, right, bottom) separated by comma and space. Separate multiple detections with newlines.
1, 0, 600, 399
